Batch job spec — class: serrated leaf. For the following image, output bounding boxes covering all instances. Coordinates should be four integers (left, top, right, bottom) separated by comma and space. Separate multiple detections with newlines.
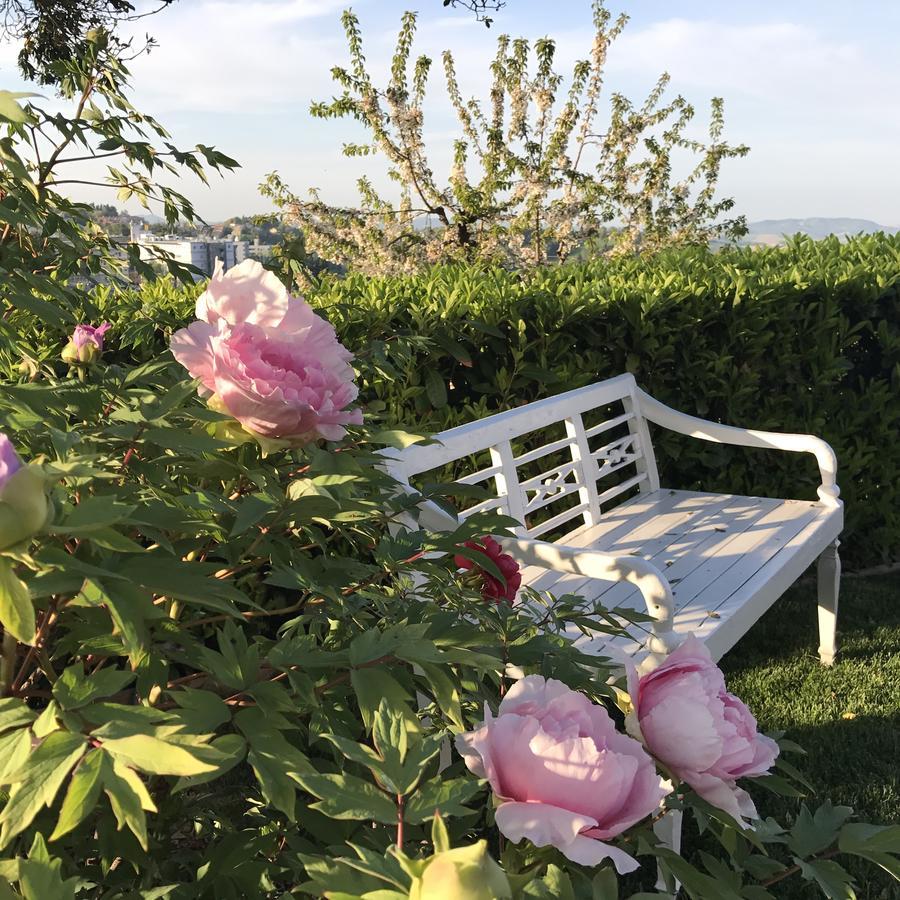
53, 664, 135, 710
796, 857, 857, 899
168, 688, 231, 731
789, 802, 853, 857
295, 773, 396, 823
403, 777, 482, 824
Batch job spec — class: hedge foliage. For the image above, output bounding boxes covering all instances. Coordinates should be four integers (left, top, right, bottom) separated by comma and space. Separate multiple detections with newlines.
84, 234, 900, 568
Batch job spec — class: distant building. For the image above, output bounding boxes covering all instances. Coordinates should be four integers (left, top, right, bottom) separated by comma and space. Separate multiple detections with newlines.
134, 230, 248, 279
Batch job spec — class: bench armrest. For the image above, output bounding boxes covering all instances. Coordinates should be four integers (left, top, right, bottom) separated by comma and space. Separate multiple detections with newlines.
636, 390, 841, 508
497, 536, 680, 657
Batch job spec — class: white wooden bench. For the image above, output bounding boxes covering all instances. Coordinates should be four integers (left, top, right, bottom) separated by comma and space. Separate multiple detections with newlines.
383, 374, 843, 671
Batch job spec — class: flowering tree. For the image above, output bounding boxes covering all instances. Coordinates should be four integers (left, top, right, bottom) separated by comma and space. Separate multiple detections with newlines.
262, 1, 749, 280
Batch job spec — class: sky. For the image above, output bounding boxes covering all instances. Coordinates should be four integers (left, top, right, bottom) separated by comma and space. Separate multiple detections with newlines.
2, 0, 899, 225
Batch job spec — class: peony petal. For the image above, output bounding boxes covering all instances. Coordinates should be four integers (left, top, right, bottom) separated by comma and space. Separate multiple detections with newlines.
640, 687, 724, 772
0, 434, 22, 489
564, 835, 640, 874
454, 705, 503, 792
170, 321, 217, 392
683, 770, 759, 827
498, 675, 585, 718
494, 800, 598, 848
199, 259, 291, 328
495, 801, 639, 872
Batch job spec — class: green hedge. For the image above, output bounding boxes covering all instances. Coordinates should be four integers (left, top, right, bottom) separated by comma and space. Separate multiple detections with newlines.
311, 234, 900, 570
64, 234, 900, 568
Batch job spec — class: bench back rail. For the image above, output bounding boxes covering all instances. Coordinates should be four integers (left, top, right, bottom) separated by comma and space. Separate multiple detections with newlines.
383, 374, 661, 540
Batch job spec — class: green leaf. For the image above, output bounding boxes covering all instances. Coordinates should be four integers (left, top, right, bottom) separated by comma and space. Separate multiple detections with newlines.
592, 867, 618, 900
403, 777, 482, 824
78, 579, 153, 663
319, 733, 384, 772
295, 772, 397, 824
373, 699, 407, 765
168, 688, 231, 731
0, 91, 32, 124
236, 711, 314, 819
350, 667, 419, 733
839, 823, 900, 855
171, 734, 247, 793
425, 370, 447, 408
0, 698, 36, 734
53, 663, 135, 710
50, 499, 136, 534
49, 748, 104, 841
0, 728, 34, 782
0, 557, 35, 644
102, 755, 156, 850
18, 854, 77, 900
796, 857, 857, 899
369, 430, 429, 449
789, 802, 853, 857
101, 734, 218, 776
838, 823, 900, 880
0, 731, 87, 848
417, 661, 464, 731
118, 556, 248, 616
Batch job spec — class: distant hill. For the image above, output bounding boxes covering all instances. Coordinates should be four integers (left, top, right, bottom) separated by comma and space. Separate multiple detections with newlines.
743, 217, 898, 245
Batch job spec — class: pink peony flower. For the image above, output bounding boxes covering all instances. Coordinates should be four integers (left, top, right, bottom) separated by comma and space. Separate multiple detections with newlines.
627, 635, 779, 826
169, 260, 362, 445
62, 322, 111, 364
454, 537, 522, 604
0, 434, 22, 489
455, 675, 670, 874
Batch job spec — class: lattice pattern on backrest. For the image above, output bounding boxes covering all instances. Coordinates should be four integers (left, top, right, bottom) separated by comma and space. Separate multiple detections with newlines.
382, 375, 659, 540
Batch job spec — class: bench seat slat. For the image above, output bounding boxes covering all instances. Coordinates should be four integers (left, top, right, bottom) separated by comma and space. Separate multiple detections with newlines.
516, 489, 840, 666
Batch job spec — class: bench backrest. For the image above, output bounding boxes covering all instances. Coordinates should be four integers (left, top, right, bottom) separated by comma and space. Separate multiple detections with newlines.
382, 374, 661, 539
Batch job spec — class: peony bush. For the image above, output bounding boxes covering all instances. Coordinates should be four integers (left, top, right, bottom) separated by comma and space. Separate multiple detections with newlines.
0, 259, 896, 899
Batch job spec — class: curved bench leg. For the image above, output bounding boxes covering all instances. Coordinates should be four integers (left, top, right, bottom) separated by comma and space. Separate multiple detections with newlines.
817, 539, 840, 666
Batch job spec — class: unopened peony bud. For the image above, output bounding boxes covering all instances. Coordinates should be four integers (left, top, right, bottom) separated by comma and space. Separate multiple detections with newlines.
409, 841, 512, 900
62, 322, 111, 366
0, 434, 50, 551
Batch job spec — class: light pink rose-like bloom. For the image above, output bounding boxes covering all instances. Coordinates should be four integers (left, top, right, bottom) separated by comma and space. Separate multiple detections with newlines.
627, 635, 779, 826
169, 259, 362, 445
455, 675, 670, 874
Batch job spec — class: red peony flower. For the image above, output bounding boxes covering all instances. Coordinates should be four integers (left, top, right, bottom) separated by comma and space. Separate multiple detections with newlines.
454, 536, 522, 604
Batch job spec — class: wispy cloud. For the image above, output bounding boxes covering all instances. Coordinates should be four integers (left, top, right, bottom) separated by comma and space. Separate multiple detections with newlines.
122, 0, 348, 113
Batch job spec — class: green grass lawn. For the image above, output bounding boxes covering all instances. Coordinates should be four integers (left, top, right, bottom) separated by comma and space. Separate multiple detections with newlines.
711, 573, 900, 897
